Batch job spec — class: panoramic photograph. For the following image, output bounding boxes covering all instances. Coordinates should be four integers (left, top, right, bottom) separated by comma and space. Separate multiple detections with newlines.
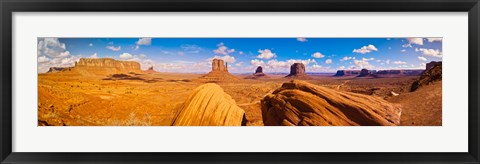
37, 37, 442, 126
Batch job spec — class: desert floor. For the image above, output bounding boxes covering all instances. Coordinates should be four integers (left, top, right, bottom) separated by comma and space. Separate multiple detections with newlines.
38, 72, 442, 126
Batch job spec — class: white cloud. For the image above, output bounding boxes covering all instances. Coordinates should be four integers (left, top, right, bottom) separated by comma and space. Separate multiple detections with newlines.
118, 54, 197, 71
213, 42, 235, 55
239, 51, 244, 55
210, 55, 236, 63
393, 61, 407, 65
134, 38, 152, 50
407, 38, 424, 45
89, 43, 93, 47
418, 56, 427, 61
256, 49, 277, 59
308, 64, 335, 72
415, 48, 443, 58
340, 56, 354, 61
400, 49, 407, 52
58, 51, 71, 58
180, 44, 203, 54
311, 52, 325, 58
37, 38, 68, 58
106, 45, 121, 51
352, 58, 375, 69
37, 38, 82, 73
264, 59, 316, 72
362, 57, 375, 61
352, 44, 378, 54
250, 59, 265, 66
89, 53, 98, 58
136, 38, 152, 46
386, 59, 391, 64
338, 66, 346, 70
119, 53, 133, 59
235, 62, 244, 66
38, 56, 50, 63
297, 38, 308, 42
402, 44, 412, 48
403, 38, 424, 47
427, 38, 442, 42
325, 59, 333, 64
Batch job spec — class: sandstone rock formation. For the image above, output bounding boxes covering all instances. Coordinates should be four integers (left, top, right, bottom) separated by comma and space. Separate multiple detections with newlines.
358, 69, 370, 77
261, 80, 402, 126
145, 66, 157, 74
426, 61, 442, 70
334, 70, 361, 76
171, 83, 247, 126
47, 67, 72, 73
198, 59, 238, 82
334, 70, 346, 76
285, 63, 311, 79
72, 58, 141, 75
336, 69, 423, 77
411, 61, 442, 92
212, 58, 228, 71
245, 66, 269, 79
255, 66, 263, 74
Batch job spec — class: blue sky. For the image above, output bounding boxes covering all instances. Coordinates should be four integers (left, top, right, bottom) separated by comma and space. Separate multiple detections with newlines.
37, 37, 442, 73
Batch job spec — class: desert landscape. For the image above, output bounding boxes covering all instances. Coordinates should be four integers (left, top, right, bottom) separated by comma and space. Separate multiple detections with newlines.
38, 58, 442, 126
37, 38, 442, 126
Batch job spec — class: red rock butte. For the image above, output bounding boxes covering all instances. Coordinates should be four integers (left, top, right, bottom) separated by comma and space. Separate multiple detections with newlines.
198, 59, 238, 82
285, 63, 312, 79
145, 66, 157, 74
245, 66, 269, 79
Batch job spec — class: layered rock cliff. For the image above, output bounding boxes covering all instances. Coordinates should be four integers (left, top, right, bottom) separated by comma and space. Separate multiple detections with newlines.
411, 61, 442, 92
72, 58, 141, 75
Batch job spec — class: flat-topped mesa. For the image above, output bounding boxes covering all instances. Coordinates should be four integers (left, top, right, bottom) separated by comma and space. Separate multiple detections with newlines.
73, 58, 141, 75
285, 63, 311, 79
335, 70, 360, 76
75, 58, 140, 69
335, 69, 422, 77
198, 59, 238, 82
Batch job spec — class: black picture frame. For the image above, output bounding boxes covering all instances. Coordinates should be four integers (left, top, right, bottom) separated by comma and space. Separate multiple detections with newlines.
1, 0, 479, 163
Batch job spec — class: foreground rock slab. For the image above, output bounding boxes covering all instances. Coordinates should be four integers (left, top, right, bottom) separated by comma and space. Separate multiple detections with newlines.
171, 83, 246, 126
261, 80, 402, 126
